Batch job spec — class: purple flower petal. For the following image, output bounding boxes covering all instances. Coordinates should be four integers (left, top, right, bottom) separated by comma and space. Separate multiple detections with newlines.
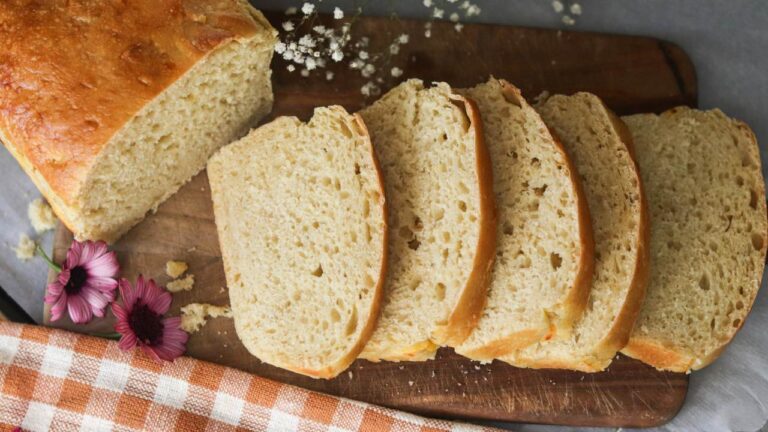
46, 279, 65, 297
48, 293, 68, 322
141, 345, 163, 363
67, 294, 93, 324
118, 279, 136, 310
80, 287, 111, 317
83, 250, 119, 278
65, 240, 83, 268
147, 291, 172, 316
118, 332, 138, 351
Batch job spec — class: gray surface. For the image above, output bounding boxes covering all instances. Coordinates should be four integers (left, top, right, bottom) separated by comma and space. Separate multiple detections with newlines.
1, 0, 767, 431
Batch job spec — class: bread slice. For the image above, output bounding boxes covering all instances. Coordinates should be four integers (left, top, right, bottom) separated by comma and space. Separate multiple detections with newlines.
0, 1, 277, 242
358, 79, 496, 361
454, 79, 593, 361
621, 107, 767, 372
501, 93, 649, 372
208, 106, 387, 378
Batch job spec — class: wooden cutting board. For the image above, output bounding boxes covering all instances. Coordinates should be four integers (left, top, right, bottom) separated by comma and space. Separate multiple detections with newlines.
45, 12, 696, 428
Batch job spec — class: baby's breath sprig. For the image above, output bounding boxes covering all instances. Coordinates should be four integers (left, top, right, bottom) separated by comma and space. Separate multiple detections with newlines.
551, 0, 583, 26
421, 0, 482, 36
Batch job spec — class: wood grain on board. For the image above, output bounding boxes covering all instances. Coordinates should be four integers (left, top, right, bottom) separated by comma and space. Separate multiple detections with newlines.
46, 12, 696, 428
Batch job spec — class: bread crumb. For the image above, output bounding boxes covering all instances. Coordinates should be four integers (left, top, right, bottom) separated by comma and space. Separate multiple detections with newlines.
14, 234, 36, 261
167, 274, 194, 293
28, 199, 56, 233
408, 380, 414, 386
180, 303, 232, 333
165, 260, 188, 278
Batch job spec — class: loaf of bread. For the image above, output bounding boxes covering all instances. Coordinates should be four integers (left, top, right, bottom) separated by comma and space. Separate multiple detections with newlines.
358, 79, 496, 361
502, 93, 649, 372
454, 79, 593, 361
0, 1, 277, 242
621, 107, 767, 372
208, 106, 387, 379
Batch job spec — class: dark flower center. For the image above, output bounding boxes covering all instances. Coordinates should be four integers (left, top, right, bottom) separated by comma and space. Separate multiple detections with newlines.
64, 266, 88, 295
129, 303, 164, 346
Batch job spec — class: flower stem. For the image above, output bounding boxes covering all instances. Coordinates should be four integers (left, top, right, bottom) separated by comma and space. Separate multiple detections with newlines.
36, 244, 61, 272
91, 331, 122, 341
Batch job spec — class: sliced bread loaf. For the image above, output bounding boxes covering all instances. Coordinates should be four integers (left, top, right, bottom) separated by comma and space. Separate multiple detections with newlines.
208, 106, 387, 378
621, 107, 767, 372
358, 79, 496, 361
0, 1, 277, 242
501, 92, 649, 372
454, 79, 593, 361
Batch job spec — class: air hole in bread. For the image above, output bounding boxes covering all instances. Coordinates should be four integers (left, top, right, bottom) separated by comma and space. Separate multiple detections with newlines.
751, 233, 764, 251
550, 252, 562, 270
435, 283, 446, 301
312, 221, 320, 229
732, 318, 741, 328
533, 184, 548, 197
345, 306, 358, 335
413, 216, 424, 231
503, 223, 514, 236
736, 300, 744, 310
458, 200, 467, 212
749, 189, 758, 209
698, 274, 710, 291
354, 163, 361, 175
311, 265, 324, 277
736, 176, 745, 186
531, 157, 540, 166
741, 152, 754, 167
330, 309, 341, 322
668, 241, 682, 251
399, 225, 413, 239
408, 238, 421, 250
431, 207, 445, 221
409, 278, 421, 291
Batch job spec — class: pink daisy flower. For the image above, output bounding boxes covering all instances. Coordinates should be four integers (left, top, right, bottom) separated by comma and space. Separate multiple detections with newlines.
112, 276, 188, 362
44, 240, 120, 324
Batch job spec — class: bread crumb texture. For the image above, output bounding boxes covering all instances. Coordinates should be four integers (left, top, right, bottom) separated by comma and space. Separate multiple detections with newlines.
166, 274, 195, 293
28, 198, 57, 233
622, 107, 767, 371
165, 260, 188, 279
455, 79, 585, 360
208, 105, 386, 377
181, 303, 233, 333
14, 234, 36, 261
358, 79, 485, 361
505, 92, 646, 371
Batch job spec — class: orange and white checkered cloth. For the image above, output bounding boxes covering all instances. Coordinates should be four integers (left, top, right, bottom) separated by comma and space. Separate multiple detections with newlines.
0, 323, 502, 431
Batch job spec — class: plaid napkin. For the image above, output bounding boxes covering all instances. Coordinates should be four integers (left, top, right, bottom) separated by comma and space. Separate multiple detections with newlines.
0, 323, 501, 431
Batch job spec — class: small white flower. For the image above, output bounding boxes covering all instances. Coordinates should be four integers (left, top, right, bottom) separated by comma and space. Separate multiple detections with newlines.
562, 14, 575, 25
300, 68, 310, 77
570, 3, 582, 15
423, 0, 433, 7
305, 57, 317, 70
389, 44, 400, 55
275, 41, 287, 54
299, 34, 316, 47
459, 1, 470, 9
361, 63, 376, 78
361, 82, 380, 97
447, 0, 458, 2
398, 34, 410, 44
285, 6, 298, 15
301, 2, 315, 15
465, 4, 481, 16
360, 36, 370, 47
326, 71, 335, 81
454, 23, 464, 32
293, 54, 305, 64
450, 12, 460, 22
350, 58, 365, 69
282, 21, 295, 32
329, 40, 340, 50
391, 67, 403, 77
313, 25, 326, 34
425, 29, 432, 38
552, 0, 564, 13
283, 49, 295, 60
433, 8, 444, 19
287, 64, 296, 72
333, 7, 344, 19
358, 50, 369, 60
331, 50, 344, 62
288, 42, 297, 50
